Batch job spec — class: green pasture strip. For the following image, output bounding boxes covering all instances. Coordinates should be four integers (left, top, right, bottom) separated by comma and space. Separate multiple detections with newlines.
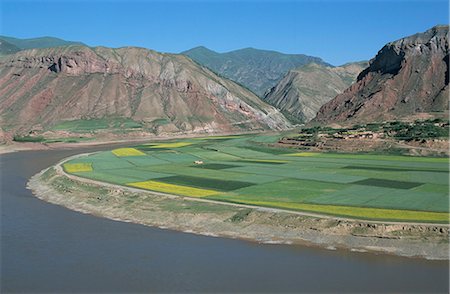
66, 152, 135, 170
226, 165, 366, 184
150, 118, 170, 126
412, 183, 450, 194
283, 155, 449, 170
284, 152, 449, 163
338, 168, 448, 186
234, 159, 287, 165
150, 151, 202, 163
72, 171, 144, 185
42, 137, 94, 144
205, 197, 450, 223
92, 159, 135, 170
98, 168, 173, 182
273, 161, 348, 170
124, 156, 168, 166
352, 178, 423, 189
141, 139, 196, 146
342, 165, 449, 173
191, 163, 240, 170
212, 146, 270, 159
215, 135, 257, 146
239, 145, 295, 155
139, 164, 284, 184
182, 149, 241, 161
307, 185, 448, 213
221, 178, 347, 203
134, 146, 171, 152
154, 175, 255, 192
192, 135, 244, 140
247, 134, 283, 143
146, 142, 193, 149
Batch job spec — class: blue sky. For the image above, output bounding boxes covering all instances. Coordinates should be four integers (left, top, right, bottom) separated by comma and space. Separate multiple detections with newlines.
1, 0, 448, 65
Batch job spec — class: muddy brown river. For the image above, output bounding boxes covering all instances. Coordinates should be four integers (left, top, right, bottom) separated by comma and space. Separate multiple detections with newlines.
1, 145, 449, 293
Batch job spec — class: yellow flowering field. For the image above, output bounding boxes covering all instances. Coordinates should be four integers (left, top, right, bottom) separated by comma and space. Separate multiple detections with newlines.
127, 180, 218, 197
63, 163, 93, 173
112, 148, 146, 156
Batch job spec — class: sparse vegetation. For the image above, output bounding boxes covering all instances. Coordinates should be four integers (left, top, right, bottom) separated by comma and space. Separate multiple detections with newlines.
280, 119, 449, 156
228, 209, 252, 223
49, 118, 143, 133
13, 135, 45, 142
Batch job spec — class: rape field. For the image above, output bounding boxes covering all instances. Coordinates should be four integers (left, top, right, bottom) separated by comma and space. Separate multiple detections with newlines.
63, 134, 450, 223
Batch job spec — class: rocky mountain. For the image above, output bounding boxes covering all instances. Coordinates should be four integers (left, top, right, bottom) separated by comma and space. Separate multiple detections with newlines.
315, 25, 449, 124
182, 46, 330, 96
0, 46, 290, 137
0, 39, 20, 56
263, 61, 368, 123
0, 36, 85, 50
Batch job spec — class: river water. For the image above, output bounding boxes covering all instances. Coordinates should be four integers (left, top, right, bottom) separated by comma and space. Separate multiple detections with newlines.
1, 146, 449, 293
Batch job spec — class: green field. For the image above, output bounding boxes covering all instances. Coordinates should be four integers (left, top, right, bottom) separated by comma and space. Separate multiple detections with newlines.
63, 134, 450, 223
50, 118, 142, 132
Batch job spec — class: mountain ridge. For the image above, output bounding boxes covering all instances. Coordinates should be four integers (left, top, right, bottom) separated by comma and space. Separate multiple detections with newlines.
264, 61, 368, 123
0, 35, 85, 50
0, 45, 290, 139
182, 46, 330, 96
0, 39, 21, 55
314, 25, 449, 124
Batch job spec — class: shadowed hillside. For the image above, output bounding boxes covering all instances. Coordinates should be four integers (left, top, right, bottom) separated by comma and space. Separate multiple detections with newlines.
264, 61, 368, 123
182, 46, 330, 96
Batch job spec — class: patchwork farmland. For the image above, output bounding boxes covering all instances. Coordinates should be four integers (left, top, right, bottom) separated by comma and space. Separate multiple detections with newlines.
62, 134, 450, 223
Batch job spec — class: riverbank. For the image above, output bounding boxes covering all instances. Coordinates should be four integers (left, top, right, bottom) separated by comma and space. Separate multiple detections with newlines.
28, 156, 449, 260
0, 130, 267, 155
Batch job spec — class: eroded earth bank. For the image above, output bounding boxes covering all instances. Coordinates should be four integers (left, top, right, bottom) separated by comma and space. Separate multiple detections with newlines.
28, 157, 449, 260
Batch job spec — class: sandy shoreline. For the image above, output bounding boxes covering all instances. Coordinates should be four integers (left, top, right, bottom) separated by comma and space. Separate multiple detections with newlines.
27, 154, 449, 260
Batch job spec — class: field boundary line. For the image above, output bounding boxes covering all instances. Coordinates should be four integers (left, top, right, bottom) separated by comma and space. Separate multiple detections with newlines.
53, 152, 450, 228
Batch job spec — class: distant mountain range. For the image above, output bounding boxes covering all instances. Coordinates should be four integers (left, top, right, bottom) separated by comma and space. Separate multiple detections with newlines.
0, 36, 85, 51
264, 61, 368, 123
0, 45, 290, 139
182, 46, 330, 97
0, 39, 21, 56
315, 25, 449, 124
1, 25, 447, 141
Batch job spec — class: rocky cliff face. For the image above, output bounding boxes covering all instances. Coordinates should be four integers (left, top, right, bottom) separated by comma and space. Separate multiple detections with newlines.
315, 25, 449, 124
0, 46, 290, 136
182, 46, 329, 97
263, 62, 368, 122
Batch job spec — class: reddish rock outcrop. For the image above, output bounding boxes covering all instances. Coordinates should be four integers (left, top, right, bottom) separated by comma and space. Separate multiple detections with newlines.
314, 25, 449, 124
0, 46, 290, 135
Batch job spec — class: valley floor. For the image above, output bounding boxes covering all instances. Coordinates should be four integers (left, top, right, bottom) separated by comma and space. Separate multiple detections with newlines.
59, 134, 450, 223
28, 163, 449, 260
27, 133, 449, 260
